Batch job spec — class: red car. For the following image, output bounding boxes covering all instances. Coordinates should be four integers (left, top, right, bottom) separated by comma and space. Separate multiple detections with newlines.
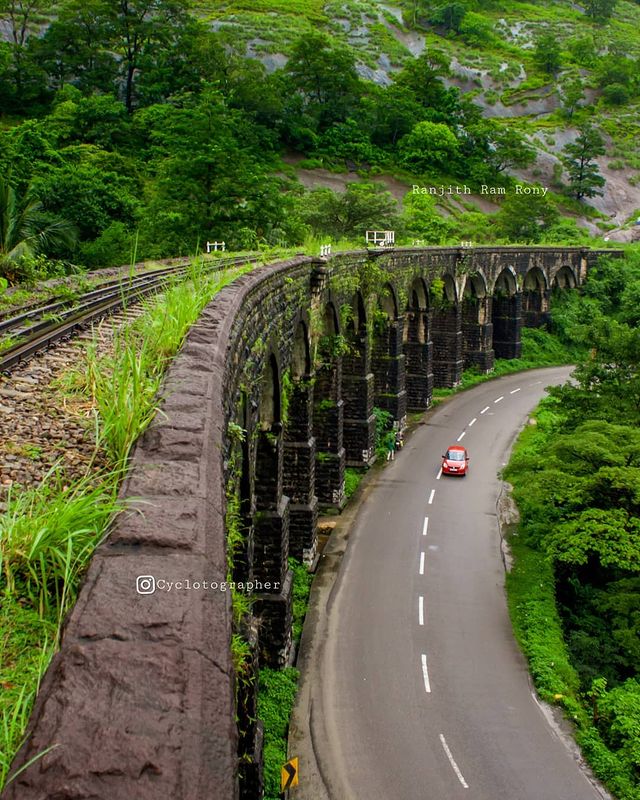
442, 445, 469, 476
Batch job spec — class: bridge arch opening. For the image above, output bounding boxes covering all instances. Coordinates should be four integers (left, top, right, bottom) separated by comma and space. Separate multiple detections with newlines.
291, 319, 311, 380
343, 292, 375, 466
253, 350, 291, 667
258, 353, 281, 431
522, 266, 549, 328
461, 273, 494, 372
371, 282, 407, 426
552, 265, 577, 291
431, 274, 463, 387
313, 302, 345, 509
404, 278, 434, 410
283, 318, 318, 565
491, 268, 521, 359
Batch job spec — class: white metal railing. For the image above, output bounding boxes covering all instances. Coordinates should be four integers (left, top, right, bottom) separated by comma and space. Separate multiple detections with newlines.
206, 241, 226, 253
366, 230, 395, 247
320, 244, 332, 257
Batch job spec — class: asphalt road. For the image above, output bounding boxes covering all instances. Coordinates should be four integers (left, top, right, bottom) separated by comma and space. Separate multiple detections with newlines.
293, 367, 608, 800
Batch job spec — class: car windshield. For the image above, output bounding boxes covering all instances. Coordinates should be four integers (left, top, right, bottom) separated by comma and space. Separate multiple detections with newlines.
446, 450, 465, 461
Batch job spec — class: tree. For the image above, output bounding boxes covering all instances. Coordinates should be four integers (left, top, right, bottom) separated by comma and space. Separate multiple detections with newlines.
399, 120, 459, 173
0, 0, 49, 107
585, 0, 617, 22
495, 191, 559, 242
365, 85, 424, 147
402, 191, 453, 244
485, 124, 536, 173
533, 32, 562, 75
0, 176, 77, 282
430, 3, 467, 33
298, 182, 398, 239
395, 51, 452, 112
285, 32, 360, 131
567, 34, 599, 67
562, 124, 606, 200
36, 0, 116, 94
560, 77, 585, 119
104, 0, 193, 112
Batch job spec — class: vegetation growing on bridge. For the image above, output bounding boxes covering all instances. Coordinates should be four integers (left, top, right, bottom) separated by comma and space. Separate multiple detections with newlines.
505, 251, 640, 799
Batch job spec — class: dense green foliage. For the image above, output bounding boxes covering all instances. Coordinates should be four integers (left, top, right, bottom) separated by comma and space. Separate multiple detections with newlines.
257, 667, 300, 800
289, 557, 313, 645
2, 0, 633, 282
505, 250, 640, 797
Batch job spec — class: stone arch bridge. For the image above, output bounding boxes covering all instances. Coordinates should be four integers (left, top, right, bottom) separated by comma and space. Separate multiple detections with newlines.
4, 246, 619, 800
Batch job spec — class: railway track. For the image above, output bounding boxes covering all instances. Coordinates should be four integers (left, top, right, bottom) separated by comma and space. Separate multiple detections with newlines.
0, 254, 259, 373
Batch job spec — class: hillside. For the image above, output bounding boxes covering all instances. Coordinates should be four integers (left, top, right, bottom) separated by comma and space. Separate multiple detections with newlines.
201, 0, 640, 237
1, 0, 639, 286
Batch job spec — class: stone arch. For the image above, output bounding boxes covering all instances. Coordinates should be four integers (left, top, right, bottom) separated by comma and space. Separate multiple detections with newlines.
522, 266, 549, 328
493, 267, 517, 296
283, 316, 317, 565
342, 292, 375, 466
431, 272, 463, 387
441, 273, 457, 304
552, 265, 577, 290
491, 267, 521, 359
253, 348, 291, 667
313, 300, 345, 509
404, 278, 434, 410
258, 352, 281, 432
461, 272, 493, 372
371, 281, 407, 425
291, 318, 311, 380
379, 281, 399, 320
462, 271, 488, 300
322, 300, 340, 336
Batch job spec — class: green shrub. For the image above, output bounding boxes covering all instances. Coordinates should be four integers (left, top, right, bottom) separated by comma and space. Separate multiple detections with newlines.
257, 667, 300, 800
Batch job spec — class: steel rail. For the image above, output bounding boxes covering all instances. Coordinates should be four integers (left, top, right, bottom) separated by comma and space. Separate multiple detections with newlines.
0, 255, 260, 373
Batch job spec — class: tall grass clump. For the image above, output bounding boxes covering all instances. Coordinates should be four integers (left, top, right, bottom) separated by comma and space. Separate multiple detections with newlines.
84, 260, 248, 465
0, 468, 123, 625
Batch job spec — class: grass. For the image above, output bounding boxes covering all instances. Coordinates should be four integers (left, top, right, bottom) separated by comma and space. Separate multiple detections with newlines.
77, 259, 250, 465
257, 667, 300, 800
0, 470, 123, 624
344, 467, 366, 499
289, 558, 313, 646
0, 599, 56, 788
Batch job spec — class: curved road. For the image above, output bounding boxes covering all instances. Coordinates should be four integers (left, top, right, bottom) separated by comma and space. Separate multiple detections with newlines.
293, 367, 607, 800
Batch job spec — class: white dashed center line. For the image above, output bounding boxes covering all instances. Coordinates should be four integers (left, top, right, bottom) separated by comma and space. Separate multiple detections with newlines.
468, 418, 477, 427
419, 552, 425, 575
428, 489, 435, 504
510, 388, 521, 394
494, 396, 504, 404
439, 734, 469, 789
480, 406, 490, 414
436, 468, 442, 480
421, 654, 432, 693
422, 517, 429, 537
418, 596, 424, 626
457, 431, 466, 442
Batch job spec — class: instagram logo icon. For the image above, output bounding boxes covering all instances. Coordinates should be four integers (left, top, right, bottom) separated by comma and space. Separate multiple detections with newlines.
136, 575, 156, 595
